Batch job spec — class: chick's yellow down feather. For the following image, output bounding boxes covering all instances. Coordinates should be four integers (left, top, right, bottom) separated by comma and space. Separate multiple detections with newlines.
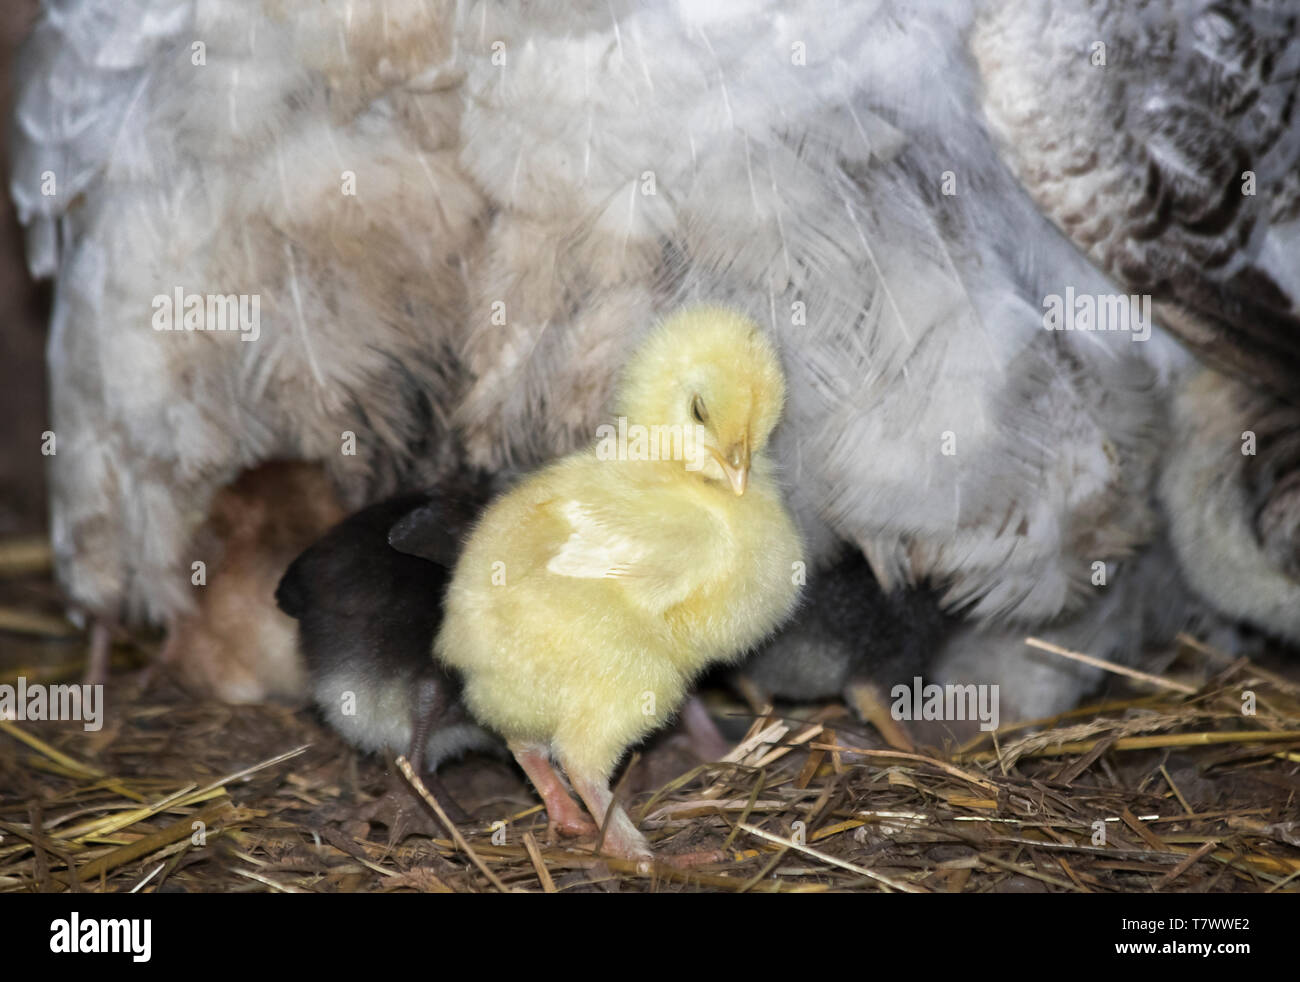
436, 306, 804, 864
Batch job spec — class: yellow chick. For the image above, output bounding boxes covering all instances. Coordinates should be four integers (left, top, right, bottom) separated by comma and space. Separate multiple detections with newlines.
436, 306, 804, 864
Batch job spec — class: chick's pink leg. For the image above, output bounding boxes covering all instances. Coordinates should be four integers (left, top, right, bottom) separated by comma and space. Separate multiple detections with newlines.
680, 695, 731, 762
84, 620, 113, 686
509, 742, 597, 838
565, 769, 653, 865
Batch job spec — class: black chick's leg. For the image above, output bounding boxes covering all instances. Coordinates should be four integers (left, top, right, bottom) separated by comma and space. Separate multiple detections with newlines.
359, 675, 472, 842
407, 673, 446, 775
407, 674, 472, 824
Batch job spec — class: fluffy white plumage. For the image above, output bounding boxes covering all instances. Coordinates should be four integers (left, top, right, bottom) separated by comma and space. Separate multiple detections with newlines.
11, 0, 1300, 715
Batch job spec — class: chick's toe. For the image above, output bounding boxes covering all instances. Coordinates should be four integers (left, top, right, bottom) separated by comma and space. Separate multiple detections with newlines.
566, 769, 653, 864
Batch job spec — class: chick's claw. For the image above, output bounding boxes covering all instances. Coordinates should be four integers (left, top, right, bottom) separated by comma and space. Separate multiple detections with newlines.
415, 769, 474, 825
357, 779, 439, 844
357, 764, 472, 844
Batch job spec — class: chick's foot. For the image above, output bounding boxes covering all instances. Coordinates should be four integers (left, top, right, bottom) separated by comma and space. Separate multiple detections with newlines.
568, 771, 653, 866
359, 766, 471, 844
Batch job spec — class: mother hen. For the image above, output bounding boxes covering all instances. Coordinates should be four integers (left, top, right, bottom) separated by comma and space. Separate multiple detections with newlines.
11, 0, 1300, 717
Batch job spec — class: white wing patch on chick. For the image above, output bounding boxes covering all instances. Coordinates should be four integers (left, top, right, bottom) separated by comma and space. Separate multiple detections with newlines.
544, 496, 723, 617
546, 499, 647, 580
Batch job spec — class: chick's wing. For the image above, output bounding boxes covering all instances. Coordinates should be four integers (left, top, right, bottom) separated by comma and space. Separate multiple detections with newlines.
544, 496, 725, 615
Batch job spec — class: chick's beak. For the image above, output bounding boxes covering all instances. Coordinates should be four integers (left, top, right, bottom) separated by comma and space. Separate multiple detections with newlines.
716, 439, 750, 496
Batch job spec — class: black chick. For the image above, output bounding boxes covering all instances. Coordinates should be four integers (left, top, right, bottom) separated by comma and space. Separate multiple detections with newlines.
737, 547, 951, 750
276, 484, 498, 831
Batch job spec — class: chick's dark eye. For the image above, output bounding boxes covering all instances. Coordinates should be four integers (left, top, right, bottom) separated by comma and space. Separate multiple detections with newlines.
691, 394, 708, 424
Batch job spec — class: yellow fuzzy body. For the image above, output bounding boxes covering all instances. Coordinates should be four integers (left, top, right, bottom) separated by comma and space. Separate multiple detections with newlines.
436, 307, 804, 780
